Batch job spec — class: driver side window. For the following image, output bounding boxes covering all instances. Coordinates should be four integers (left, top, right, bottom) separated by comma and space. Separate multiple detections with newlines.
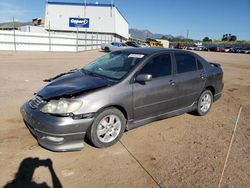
139, 54, 172, 78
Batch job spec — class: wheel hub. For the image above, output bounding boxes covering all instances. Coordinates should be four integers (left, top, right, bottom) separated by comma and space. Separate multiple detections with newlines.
97, 115, 122, 143
200, 93, 212, 113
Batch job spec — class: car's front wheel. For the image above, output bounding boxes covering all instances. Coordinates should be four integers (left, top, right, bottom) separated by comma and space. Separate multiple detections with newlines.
87, 108, 126, 148
196, 90, 213, 116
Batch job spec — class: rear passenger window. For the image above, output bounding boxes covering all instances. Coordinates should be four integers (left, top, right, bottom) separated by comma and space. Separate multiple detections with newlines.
175, 53, 197, 73
140, 54, 172, 78
197, 59, 204, 70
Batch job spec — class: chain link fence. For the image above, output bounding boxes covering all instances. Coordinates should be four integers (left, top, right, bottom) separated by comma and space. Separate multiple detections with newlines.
0, 28, 119, 52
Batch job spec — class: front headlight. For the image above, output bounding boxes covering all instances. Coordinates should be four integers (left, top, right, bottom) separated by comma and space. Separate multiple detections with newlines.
41, 98, 83, 115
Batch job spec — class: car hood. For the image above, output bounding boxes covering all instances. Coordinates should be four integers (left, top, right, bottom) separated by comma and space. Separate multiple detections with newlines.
37, 70, 114, 100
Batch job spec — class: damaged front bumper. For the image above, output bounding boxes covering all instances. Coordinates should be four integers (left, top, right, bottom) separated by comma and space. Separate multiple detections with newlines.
20, 102, 94, 152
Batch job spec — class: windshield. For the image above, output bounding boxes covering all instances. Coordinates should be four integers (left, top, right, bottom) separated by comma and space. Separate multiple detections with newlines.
83, 51, 145, 80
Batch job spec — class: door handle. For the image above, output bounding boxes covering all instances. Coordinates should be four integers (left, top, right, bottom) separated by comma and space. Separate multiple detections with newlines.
200, 73, 207, 80
169, 80, 175, 86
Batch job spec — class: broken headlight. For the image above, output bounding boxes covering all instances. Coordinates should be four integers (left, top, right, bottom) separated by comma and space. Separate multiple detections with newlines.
41, 98, 83, 115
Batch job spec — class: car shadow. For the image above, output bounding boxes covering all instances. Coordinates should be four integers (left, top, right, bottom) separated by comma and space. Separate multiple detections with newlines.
4, 157, 62, 188
188, 111, 199, 116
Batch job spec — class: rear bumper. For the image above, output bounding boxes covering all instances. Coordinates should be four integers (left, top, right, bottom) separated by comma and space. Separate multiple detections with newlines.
20, 102, 94, 152
214, 81, 224, 102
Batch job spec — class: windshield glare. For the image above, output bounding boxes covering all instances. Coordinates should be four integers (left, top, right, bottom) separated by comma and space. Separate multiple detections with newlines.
83, 51, 145, 80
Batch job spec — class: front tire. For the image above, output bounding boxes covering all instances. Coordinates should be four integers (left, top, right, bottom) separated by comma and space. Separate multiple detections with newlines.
196, 90, 213, 116
87, 108, 126, 148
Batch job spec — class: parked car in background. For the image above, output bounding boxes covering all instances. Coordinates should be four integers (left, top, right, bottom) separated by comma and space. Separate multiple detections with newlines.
234, 48, 250, 54
194, 46, 209, 51
140, 43, 150, 47
209, 47, 225, 52
217, 47, 226, 52
225, 47, 236, 53
101, 42, 131, 52
234, 48, 244, 53
243, 48, 250, 54
21, 48, 223, 151
125, 41, 141, 48
187, 46, 196, 50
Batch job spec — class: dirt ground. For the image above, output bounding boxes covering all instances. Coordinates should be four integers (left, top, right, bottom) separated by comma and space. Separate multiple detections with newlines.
0, 50, 249, 188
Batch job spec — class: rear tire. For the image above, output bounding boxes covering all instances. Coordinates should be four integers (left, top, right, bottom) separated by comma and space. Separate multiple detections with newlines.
196, 90, 213, 116
87, 108, 126, 148
104, 47, 110, 52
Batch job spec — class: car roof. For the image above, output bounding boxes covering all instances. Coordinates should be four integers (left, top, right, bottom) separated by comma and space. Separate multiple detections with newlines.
122, 48, 192, 55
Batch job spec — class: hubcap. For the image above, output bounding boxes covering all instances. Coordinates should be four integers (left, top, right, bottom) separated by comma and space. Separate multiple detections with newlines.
97, 115, 122, 143
200, 93, 212, 113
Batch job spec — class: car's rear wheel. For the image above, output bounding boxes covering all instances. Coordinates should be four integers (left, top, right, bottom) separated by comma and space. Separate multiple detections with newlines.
87, 108, 126, 148
196, 90, 213, 116
104, 47, 110, 52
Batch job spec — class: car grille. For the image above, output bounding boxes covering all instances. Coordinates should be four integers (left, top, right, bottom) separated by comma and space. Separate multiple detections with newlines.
29, 96, 45, 109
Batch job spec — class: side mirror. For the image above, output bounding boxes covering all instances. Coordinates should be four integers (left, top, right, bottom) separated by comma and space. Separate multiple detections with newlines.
135, 74, 152, 82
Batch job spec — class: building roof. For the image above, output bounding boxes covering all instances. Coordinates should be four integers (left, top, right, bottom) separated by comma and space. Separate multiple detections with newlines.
47, 1, 114, 7
47, 1, 128, 24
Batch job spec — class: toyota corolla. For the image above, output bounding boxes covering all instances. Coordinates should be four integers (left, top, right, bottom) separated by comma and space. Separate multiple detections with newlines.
21, 48, 223, 151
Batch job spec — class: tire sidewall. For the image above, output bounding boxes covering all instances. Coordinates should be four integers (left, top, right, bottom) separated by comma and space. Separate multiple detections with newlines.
197, 90, 213, 116
104, 47, 110, 52
87, 108, 126, 148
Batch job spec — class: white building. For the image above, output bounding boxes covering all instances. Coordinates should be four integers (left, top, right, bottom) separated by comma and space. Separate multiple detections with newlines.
0, 1, 129, 52
45, 1, 129, 41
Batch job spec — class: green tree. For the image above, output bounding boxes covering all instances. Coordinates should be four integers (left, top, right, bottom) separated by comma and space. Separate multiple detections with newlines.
229, 35, 237, 41
203, 37, 212, 42
221, 33, 237, 41
222, 34, 228, 41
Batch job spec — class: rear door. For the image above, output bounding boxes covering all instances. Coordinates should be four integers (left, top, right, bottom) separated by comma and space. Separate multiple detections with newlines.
133, 53, 178, 120
174, 53, 206, 108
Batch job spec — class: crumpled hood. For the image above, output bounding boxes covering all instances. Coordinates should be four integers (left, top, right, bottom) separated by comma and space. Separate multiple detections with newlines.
37, 70, 113, 100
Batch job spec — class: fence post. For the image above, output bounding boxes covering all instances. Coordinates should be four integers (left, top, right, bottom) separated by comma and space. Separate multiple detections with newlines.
12, 17, 16, 52
85, 29, 87, 51
48, 21, 51, 52
76, 26, 79, 52
96, 31, 98, 49
91, 30, 93, 50
101, 34, 102, 46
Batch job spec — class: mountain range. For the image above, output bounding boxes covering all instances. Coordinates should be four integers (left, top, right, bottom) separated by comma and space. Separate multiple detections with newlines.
0, 21, 32, 29
129, 28, 184, 40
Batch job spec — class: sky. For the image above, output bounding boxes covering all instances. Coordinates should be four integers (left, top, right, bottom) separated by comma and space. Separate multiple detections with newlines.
0, 0, 249, 40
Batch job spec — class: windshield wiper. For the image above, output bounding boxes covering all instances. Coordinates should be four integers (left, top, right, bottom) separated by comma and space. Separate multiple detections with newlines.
82, 69, 118, 81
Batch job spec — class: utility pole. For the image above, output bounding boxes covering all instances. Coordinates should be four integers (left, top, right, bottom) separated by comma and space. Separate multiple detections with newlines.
48, 21, 51, 52
186, 29, 189, 40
